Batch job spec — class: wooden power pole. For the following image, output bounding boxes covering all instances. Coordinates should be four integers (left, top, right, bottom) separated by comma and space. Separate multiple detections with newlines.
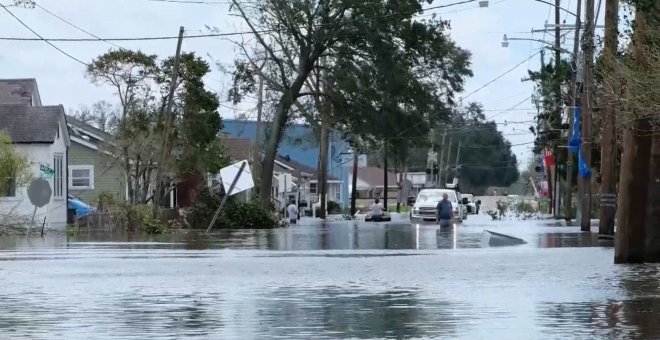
153, 26, 184, 219
564, 0, 582, 223
351, 149, 358, 216
554, 0, 562, 217
598, 0, 619, 239
383, 142, 388, 209
580, 0, 595, 231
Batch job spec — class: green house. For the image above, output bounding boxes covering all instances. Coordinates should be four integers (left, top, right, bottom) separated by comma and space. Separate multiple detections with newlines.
66, 116, 126, 205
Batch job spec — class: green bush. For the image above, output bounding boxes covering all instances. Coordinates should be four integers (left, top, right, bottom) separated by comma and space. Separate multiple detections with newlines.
327, 201, 341, 214
188, 188, 279, 229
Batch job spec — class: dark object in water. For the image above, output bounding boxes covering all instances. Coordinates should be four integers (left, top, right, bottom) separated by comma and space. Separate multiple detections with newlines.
481, 230, 526, 247
365, 212, 392, 222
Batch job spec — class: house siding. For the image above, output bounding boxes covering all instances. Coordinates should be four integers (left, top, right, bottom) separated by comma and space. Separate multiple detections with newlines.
0, 124, 68, 230
68, 142, 125, 204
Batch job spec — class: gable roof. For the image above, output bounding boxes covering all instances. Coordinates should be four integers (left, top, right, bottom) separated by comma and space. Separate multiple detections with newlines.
352, 166, 398, 188
0, 105, 69, 145
223, 138, 252, 162
0, 79, 42, 106
275, 153, 339, 181
66, 115, 112, 149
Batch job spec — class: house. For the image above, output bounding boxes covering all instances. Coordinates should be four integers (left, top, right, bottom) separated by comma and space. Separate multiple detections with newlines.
222, 119, 350, 208
0, 105, 70, 229
0, 79, 42, 106
222, 137, 342, 213
66, 116, 126, 204
349, 166, 399, 199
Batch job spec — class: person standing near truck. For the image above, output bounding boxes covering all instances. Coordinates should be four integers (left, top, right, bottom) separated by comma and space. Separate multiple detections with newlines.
436, 193, 454, 229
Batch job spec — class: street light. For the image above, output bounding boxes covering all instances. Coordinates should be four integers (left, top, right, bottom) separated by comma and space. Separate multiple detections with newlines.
479, 0, 576, 17
501, 34, 573, 55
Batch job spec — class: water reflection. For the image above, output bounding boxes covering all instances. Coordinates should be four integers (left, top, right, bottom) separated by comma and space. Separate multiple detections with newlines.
254, 287, 465, 339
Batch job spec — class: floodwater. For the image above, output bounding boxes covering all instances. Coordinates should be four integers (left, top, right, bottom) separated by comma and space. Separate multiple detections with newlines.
1, 215, 659, 339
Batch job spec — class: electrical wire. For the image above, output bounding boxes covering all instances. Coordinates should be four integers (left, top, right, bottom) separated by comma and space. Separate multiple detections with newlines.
486, 95, 533, 120
33, 1, 124, 49
0, 2, 89, 66
462, 49, 543, 100
1, 0, 488, 43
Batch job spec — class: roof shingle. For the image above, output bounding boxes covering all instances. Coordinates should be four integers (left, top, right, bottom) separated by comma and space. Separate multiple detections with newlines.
0, 105, 65, 143
0, 79, 41, 106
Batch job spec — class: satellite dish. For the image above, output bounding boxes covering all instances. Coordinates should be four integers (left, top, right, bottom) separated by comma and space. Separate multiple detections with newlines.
28, 178, 52, 208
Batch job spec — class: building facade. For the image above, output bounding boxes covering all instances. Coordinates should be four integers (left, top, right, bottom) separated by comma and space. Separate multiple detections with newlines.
223, 119, 351, 208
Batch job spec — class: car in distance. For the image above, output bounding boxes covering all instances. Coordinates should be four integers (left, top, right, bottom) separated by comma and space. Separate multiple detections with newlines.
410, 189, 464, 223
461, 193, 479, 214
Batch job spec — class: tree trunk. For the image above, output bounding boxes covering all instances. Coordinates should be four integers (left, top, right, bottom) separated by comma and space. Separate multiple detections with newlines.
645, 131, 660, 262
613, 7, 655, 264
614, 118, 653, 263
258, 70, 312, 208
598, 0, 619, 237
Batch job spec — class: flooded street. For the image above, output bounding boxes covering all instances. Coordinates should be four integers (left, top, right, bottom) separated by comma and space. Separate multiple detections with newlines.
1, 215, 659, 339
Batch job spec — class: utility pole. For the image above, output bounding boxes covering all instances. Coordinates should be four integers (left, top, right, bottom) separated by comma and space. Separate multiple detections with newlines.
383, 142, 388, 209
351, 148, 358, 216
564, 0, 582, 223
318, 58, 329, 219
598, 0, 619, 239
444, 138, 453, 186
554, 0, 562, 218
437, 130, 447, 188
153, 26, 184, 219
252, 62, 265, 198
454, 141, 461, 177
580, 0, 595, 231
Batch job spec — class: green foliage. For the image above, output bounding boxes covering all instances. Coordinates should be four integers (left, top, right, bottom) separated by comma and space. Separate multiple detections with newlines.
443, 103, 519, 189
327, 201, 341, 214
0, 131, 31, 196
187, 188, 279, 229
87, 50, 230, 204
527, 52, 573, 155
227, 0, 473, 206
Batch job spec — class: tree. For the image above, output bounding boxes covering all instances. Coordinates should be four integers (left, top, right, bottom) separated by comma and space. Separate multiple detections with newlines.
88, 50, 228, 206
0, 131, 31, 197
87, 49, 159, 204
613, 0, 659, 263
442, 104, 520, 192
91, 100, 119, 133
228, 0, 472, 208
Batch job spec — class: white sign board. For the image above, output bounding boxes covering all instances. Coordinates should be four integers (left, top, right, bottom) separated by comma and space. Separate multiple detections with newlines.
219, 160, 254, 196
278, 172, 295, 193
341, 154, 367, 168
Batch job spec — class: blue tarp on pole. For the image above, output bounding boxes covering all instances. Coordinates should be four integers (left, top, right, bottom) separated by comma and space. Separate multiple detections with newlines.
569, 106, 592, 177
569, 106, 581, 154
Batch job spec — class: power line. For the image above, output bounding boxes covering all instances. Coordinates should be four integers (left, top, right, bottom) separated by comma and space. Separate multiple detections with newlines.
0, 2, 89, 66
34, 1, 124, 49
486, 95, 533, 120
0, 31, 269, 42
462, 49, 543, 100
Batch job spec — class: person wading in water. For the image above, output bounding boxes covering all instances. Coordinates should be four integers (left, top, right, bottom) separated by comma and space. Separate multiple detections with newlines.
436, 193, 454, 229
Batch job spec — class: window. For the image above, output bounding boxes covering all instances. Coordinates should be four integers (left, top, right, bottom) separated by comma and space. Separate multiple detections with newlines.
309, 182, 317, 194
335, 187, 341, 201
54, 154, 64, 198
2, 176, 16, 197
68, 165, 94, 190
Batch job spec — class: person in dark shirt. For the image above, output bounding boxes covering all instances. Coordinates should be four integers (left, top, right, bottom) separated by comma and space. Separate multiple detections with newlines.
436, 193, 454, 229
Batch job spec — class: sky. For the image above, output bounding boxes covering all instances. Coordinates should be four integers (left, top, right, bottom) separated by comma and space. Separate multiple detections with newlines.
0, 0, 607, 170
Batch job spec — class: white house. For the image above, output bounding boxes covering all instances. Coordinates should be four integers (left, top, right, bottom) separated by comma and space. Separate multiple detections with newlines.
0, 105, 70, 230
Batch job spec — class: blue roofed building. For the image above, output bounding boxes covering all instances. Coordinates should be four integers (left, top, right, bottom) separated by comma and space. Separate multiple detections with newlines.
223, 119, 350, 209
